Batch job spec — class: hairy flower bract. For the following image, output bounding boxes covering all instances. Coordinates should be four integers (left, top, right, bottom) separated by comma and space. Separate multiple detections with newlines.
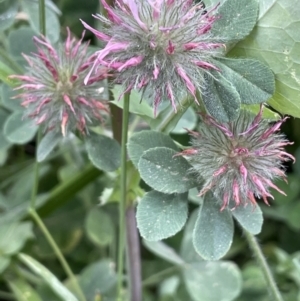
180, 107, 295, 210
10, 28, 109, 136
81, 0, 224, 115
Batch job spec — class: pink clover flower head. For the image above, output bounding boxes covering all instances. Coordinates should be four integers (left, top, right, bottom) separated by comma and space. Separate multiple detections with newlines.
179, 107, 295, 210
81, 0, 224, 115
10, 28, 109, 136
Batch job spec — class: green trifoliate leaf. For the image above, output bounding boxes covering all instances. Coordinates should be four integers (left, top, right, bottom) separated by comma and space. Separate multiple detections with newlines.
138, 147, 196, 194
3, 112, 38, 144
201, 73, 241, 122
214, 58, 275, 104
229, 0, 300, 118
183, 261, 242, 301
193, 193, 234, 260
137, 190, 188, 241
211, 0, 258, 43
127, 130, 178, 169
232, 204, 263, 235
37, 131, 60, 162
85, 133, 121, 172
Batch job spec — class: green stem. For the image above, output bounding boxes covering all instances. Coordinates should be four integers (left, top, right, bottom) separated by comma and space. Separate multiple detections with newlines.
29, 209, 86, 301
244, 230, 284, 301
39, 0, 46, 36
30, 130, 42, 209
156, 96, 191, 133
117, 92, 130, 300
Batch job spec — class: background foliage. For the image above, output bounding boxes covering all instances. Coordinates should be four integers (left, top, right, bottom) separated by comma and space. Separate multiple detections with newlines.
0, 0, 300, 301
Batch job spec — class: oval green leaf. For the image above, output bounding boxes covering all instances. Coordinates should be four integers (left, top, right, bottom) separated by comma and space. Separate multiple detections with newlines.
1, 84, 23, 111
4, 112, 38, 144
37, 131, 61, 162
211, 0, 258, 43
0, 0, 18, 31
201, 73, 241, 122
214, 58, 275, 104
138, 147, 196, 194
232, 203, 263, 235
85, 133, 121, 172
193, 193, 234, 260
137, 190, 188, 241
79, 260, 117, 301
0, 221, 33, 255
8, 27, 36, 66
85, 208, 114, 247
127, 130, 178, 168
183, 261, 242, 301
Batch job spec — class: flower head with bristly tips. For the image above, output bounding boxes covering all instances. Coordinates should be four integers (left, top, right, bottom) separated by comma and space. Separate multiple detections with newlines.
81, 0, 224, 115
178, 107, 295, 210
10, 28, 109, 136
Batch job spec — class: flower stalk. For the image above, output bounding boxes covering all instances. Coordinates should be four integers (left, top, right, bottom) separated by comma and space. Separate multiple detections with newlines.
244, 230, 284, 301
118, 92, 130, 300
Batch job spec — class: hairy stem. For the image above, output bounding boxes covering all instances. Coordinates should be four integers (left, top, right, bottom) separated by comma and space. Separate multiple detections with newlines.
117, 92, 130, 300
29, 209, 86, 301
244, 230, 284, 301
126, 206, 142, 301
